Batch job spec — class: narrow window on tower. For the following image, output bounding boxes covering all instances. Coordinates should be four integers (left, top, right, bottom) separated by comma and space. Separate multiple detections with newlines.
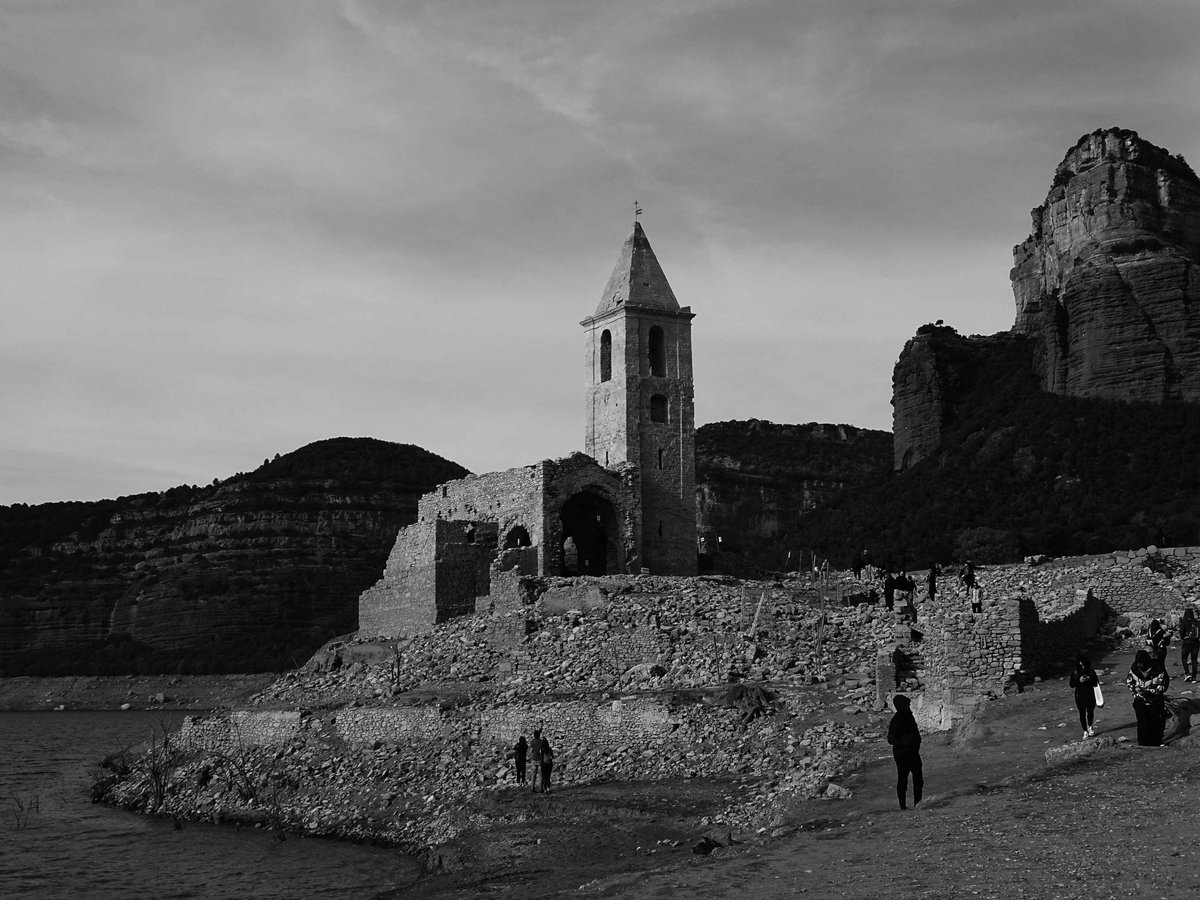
658, 448, 664, 469
600, 330, 612, 382
650, 394, 668, 423
648, 326, 665, 376
658, 520, 664, 537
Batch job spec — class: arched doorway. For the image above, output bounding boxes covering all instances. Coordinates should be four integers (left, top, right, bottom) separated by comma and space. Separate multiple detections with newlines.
560, 491, 619, 576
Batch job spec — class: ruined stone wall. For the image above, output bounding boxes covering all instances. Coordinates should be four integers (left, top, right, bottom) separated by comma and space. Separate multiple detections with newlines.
178, 710, 302, 751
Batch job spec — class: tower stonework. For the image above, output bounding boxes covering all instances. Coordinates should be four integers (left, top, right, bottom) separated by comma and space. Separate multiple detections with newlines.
582, 222, 697, 575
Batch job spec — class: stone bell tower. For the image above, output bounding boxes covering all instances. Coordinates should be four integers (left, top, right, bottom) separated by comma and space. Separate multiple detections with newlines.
582, 220, 696, 575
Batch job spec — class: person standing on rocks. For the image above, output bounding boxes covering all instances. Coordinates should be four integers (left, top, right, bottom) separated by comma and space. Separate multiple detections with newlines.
1127, 650, 1170, 746
513, 734, 528, 785
926, 564, 939, 604
1069, 654, 1099, 738
886, 694, 923, 809
959, 560, 976, 606
883, 570, 897, 613
529, 729, 546, 791
1179, 609, 1199, 682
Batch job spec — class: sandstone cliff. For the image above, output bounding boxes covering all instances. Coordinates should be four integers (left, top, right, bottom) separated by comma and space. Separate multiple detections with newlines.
0, 438, 468, 673
695, 420, 890, 573
895, 128, 1200, 472
1011, 128, 1200, 401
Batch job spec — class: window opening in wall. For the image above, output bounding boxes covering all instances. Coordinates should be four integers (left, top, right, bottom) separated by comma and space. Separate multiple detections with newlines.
599, 330, 612, 382
504, 525, 531, 549
465, 526, 476, 544
648, 326, 665, 376
658, 520, 664, 537
658, 448, 664, 469
650, 394, 668, 423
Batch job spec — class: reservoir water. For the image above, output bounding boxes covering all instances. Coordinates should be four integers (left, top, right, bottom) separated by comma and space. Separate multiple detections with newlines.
0, 711, 422, 898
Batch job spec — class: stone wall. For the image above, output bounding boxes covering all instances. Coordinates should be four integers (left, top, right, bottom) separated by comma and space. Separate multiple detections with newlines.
179, 710, 302, 751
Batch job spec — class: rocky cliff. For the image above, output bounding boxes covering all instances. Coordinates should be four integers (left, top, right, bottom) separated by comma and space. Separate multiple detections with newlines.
895, 128, 1200, 471
0, 438, 468, 674
1011, 128, 1200, 401
695, 420, 891, 573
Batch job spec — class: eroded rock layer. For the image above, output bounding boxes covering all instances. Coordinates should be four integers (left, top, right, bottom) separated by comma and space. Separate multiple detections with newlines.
0, 438, 468, 673
1011, 128, 1200, 401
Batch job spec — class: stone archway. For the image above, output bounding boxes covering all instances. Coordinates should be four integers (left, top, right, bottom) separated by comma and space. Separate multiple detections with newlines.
560, 491, 619, 576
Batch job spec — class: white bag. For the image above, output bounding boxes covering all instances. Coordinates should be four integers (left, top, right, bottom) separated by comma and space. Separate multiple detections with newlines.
1094, 684, 1105, 708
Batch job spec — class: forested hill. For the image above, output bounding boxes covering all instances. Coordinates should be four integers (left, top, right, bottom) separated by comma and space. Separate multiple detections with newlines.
0, 438, 468, 675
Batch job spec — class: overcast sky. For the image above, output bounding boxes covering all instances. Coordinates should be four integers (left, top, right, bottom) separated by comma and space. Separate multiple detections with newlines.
3, 0, 1199, 504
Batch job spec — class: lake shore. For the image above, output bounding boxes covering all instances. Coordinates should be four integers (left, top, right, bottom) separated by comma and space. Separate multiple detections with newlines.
0, 673, 276, 711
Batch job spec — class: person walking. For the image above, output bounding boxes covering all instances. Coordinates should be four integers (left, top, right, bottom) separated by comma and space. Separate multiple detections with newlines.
529, 729, 545, 791
926, 564, 938, 604
1069, 654, 1099, 738
1127, 650, 1170, 746
1180, 609, 1199, 682
886, 694, 923, 809
1148, 619, 1171, 664
959, 560, 976, 607
513, 734, 528, 785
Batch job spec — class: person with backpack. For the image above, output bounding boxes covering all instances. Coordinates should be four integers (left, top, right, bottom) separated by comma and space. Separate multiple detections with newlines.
886, 694, 923, 809
1179, 609, 1199, 682
1148, 618, 1171, 663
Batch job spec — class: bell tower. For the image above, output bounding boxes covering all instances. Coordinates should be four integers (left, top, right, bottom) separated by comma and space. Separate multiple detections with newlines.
582, 220, 696, 575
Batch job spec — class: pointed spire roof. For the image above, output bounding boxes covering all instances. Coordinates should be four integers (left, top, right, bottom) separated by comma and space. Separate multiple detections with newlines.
593, 221, 681, 317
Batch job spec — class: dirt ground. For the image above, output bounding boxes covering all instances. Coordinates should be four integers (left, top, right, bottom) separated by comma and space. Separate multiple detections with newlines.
0, 673, 275, 710
397, 644, 1200, 899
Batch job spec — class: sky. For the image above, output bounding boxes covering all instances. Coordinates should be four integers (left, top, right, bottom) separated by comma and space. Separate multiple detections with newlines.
3, 0, 1200, 504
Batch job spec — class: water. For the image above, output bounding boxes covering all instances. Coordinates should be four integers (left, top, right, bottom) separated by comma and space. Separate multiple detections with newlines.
0, 711, 422, 899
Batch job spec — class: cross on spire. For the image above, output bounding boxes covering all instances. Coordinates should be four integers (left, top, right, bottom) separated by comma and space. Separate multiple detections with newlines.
634, 200, 643, 220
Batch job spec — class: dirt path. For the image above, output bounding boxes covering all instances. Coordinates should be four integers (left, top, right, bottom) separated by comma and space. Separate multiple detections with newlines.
400, 644, 1200, 898
575, 645, 1200, 899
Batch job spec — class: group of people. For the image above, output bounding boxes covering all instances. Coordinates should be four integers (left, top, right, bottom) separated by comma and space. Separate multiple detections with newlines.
511, 729, 555, 792
1067, 611, 1200, 748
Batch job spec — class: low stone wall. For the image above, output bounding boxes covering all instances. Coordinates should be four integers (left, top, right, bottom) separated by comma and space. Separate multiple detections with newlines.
179, 710, 302, 751
478, 698, 674, 748
334, 707, 444, 745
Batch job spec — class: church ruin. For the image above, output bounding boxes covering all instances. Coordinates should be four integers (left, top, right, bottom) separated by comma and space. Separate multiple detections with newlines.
358, 220, 698, 635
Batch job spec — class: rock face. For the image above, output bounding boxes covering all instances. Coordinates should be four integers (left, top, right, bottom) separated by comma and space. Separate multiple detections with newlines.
695, 420, 890, 570
1011, 128, 1200, 401
892, 327, 1031, 471
894, 128, 1200, 470
0, 438, 468, 673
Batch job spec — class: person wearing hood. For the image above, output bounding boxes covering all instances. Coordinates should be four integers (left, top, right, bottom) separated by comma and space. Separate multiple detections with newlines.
1069, 654, 1099, 738
1127, 649, 1170, 746
886, 694, 923, 809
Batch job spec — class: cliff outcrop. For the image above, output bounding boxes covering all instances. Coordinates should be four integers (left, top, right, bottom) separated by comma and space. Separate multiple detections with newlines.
1011, 128, 1200, 401
0, 438, 468, 673
696, 420, 890, 572
895, 128, 1200, 472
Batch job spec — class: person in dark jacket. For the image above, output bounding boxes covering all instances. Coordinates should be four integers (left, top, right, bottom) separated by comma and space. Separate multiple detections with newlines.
883, 571, 897, 612
513, 734, 528, 785
1148, 619, 1171, 663
1127, 650, 1170, 746
886, 694, 923, 809
540, 738, 554, 794
1180, 609, 1199, 683
926, 564, 938, 604
1069, 654, 1099, 738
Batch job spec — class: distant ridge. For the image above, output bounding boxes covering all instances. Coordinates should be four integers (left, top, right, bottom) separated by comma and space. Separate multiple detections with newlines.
0, 438, 468, 675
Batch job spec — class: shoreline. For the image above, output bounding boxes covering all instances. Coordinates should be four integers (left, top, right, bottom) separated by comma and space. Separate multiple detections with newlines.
0, 673, 277, 712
